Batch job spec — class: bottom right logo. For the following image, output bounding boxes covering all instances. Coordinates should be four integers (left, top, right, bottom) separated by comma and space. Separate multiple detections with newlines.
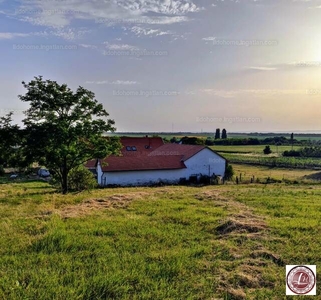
286, 265, 316, 295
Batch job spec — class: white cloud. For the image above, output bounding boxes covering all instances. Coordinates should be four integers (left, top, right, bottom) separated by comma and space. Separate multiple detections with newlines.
15, 0, 200, 28
198, 89, 307, 98
51, 28, 90, 40
248, 66, 278, 71
128, 26, 173, 37
85, 80, 140, 85
0, 32, 30, 39
114, 0, 201, 15
202, 36, 216, 41
104, 42, 139, 51
79, 43, 97, 49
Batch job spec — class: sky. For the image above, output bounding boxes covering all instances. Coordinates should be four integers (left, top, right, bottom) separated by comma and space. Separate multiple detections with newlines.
1, 0, 321, 133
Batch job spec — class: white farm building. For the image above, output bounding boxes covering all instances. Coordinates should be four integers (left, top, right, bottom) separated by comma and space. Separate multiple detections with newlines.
86, 137, 227, 187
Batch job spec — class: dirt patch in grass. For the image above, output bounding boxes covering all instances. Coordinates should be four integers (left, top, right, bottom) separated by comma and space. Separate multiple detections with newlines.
56, 192, 149, 218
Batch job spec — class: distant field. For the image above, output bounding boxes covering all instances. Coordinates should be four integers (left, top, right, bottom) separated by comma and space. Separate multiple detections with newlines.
223, 153, 321, 170
227, 134, 321, 141
231, 163, 321, 182
210, 145, 301, 154
108, 132, 321, 141
0, 181, 321, 298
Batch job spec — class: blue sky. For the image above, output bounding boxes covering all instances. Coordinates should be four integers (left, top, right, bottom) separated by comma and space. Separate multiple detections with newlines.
1, 0, 321, 132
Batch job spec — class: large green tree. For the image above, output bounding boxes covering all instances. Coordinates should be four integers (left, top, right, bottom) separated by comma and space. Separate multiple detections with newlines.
19, 76, 121, 194
0, 112, 23, 169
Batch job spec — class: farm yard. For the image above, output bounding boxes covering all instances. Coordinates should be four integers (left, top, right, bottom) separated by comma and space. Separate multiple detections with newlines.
1, 168, 321, 299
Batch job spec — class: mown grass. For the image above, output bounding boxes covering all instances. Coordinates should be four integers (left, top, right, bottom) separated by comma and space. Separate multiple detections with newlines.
0, 183, 228, 299
0, 180, 321, 299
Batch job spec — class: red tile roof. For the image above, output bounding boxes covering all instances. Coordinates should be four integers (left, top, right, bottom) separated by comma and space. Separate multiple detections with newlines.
118, 137, 164, 156
87, 137, 224, 173
100, 155, 186, 172
99, 137, 186, 172
85, 159, 97, 169
148, 144, 205, 161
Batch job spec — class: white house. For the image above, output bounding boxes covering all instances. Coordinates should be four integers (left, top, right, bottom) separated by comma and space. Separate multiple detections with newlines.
86, 137, 226, 187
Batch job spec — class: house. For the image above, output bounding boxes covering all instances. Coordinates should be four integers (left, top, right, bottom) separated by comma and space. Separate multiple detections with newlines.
86, 136, 226, 187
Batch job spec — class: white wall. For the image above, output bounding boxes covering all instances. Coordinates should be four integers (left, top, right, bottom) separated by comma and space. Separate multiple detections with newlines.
101, 168, 186, 186
97, 161, 103, 185
98, 148, 226, 186
184, 148, 226, 177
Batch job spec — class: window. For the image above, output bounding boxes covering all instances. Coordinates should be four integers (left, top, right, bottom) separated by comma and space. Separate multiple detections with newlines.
145, 145, 150, 149
131, 146, 137, 151
126, 146, 132, 151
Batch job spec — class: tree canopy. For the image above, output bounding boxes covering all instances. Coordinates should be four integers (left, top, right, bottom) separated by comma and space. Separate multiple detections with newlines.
19, 76, 121, 194
0, 112, 23, 169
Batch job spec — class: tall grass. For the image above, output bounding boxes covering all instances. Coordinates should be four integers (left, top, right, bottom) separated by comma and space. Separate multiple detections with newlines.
0, 181, 321, 298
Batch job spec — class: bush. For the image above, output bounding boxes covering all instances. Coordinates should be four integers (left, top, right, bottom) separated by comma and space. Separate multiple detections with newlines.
300, 146, 321, 157
283, 150, 301, 157
263, 145, 272, 155
51, 166, 97, 192
224, 164, 234, 181
68, 165, 97, 191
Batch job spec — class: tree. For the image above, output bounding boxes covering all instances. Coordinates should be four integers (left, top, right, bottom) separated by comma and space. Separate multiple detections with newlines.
221, 128, 227, 139
0, 112, 24, 169
215, 128, 220, 140
290, 132, 294, 150
263, 145, 272, 155
19, 76, 121, 194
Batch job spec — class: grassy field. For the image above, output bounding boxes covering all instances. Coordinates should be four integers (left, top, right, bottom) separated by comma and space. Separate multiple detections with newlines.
210, 145, 300, 154
222, 153, 321, 170
232, 163, 321, 182
0, 178, 320, 299
206, 145, 321, 170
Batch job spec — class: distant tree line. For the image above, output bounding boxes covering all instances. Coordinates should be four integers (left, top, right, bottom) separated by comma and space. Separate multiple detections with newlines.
283, 146, 321, 158
169, 133, 306, 146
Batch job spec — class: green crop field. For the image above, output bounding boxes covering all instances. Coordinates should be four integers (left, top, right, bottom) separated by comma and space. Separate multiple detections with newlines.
0, 179, 320, 299
222, 153, 321, 170
210, 145, 301, 154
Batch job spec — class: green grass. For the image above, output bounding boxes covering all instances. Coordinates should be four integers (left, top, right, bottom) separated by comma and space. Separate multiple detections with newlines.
231, 163, 321, 182
210, 145, 300, 154
0, 181, 321, 299
223, 153, 321, 170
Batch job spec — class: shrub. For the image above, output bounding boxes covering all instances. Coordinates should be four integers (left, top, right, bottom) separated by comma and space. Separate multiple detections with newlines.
51, 165, 97, 192
224, 164, 234, 181
263, 146, 272, 155
68, 165, 97, 192
283, 150, 301, 157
